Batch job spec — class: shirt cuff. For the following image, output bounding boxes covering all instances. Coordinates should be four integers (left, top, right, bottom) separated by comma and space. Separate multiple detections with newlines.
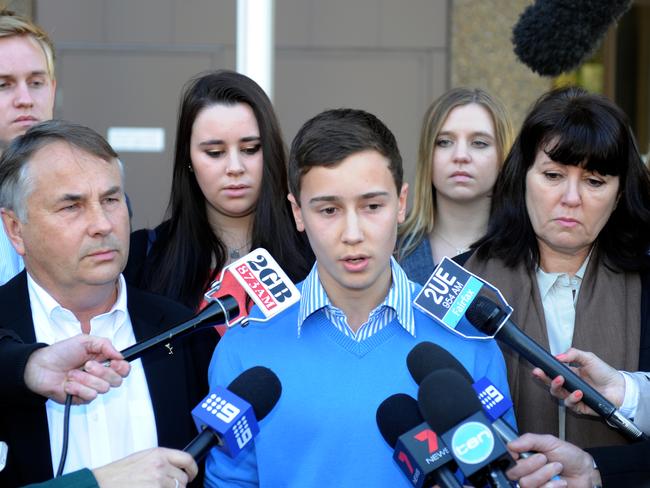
618, 371, 640, 418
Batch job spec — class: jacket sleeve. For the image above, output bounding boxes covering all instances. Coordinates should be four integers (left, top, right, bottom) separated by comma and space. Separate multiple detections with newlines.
0, 329, 48, 406
22, 468, 99, 488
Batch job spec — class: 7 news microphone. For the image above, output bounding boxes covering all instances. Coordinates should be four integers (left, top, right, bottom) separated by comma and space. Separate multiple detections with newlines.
183, 366, 282, 461
465, 296, 648, 442
418, 369, 514, 488
407, 342, 567, 485
376, 393, 462, 488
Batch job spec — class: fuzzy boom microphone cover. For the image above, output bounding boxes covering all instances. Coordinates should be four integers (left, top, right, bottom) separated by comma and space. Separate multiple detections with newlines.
512, 0, 633, 77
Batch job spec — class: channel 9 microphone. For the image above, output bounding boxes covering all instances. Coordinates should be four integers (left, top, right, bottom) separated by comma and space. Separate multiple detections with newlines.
376, 394, 461, 488
465, 296, 647, 442
407, 341, 561, 479
407, 343, 517, 444
184, 366, 281, 461
418, 369, 514, 488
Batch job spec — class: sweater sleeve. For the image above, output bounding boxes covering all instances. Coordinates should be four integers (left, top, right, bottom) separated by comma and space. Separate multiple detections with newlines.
204, 331, 259, 488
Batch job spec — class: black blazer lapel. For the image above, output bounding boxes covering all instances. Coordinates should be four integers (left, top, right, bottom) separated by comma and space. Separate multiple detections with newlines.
126, 285, 198, 449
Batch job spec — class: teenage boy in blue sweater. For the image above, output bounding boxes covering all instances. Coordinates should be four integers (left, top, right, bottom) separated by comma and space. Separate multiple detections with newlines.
205, 108, 514, 487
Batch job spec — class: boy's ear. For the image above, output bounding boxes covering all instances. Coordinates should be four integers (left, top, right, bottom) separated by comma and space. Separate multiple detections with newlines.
397, 183, 408, 224
287, 193, 305, 232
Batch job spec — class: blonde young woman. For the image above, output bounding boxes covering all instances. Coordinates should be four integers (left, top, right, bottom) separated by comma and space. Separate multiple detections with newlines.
397, 88, 514, 284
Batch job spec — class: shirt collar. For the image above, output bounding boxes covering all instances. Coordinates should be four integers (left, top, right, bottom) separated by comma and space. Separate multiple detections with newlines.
536, 253, 590, 299
297, 256, 415, 337
27, 272, 128, 328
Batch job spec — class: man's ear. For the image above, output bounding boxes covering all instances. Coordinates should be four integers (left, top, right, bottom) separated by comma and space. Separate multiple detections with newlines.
1, 208, 26, 256
397, 183, 408, 224
287, 193, 305, 232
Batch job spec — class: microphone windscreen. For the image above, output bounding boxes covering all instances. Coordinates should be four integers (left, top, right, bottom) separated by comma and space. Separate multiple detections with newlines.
376, 393, 423, 448
407, 342, 472, 385
418, 369, 482, 433
465, 296, 503, 336
227, 366, 282, 421
512, 0, 633, 76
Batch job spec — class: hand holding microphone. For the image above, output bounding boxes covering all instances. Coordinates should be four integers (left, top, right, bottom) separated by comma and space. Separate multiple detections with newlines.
531, 347, 626, 417
505, 433, 602, 488
22, 334, 130, 405
465, 296, 648, 442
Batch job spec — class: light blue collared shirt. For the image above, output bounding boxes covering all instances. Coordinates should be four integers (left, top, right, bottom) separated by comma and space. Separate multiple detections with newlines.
297, 256, 416, 341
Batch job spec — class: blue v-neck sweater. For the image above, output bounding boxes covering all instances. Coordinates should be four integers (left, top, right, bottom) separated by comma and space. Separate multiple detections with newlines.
205, 292, 514, 488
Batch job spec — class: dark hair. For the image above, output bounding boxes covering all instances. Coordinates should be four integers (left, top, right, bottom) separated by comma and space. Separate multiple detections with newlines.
475, 86, 650, 271
140, 70, 313, 308
0, 120, 120, 221
288, 108, 403, 202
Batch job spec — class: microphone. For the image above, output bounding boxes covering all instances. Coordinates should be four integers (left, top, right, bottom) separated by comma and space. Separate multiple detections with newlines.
407, 343, 532, 456
465, 296, 648, 442
418, 369, 514, 488
376, 394, 461, 488
121, 248, 301, 361
406, 342, 470, 386
183, 366, 281, 461
512, 0, 633, 76
119, 295, 240, 362
203, 248, 300, 327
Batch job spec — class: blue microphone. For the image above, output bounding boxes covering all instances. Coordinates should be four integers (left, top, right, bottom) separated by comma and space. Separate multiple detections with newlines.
183, 366, 281, 461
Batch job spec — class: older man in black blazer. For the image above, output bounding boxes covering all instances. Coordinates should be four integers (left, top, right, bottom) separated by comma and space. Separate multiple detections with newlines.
0, 121, 215, 487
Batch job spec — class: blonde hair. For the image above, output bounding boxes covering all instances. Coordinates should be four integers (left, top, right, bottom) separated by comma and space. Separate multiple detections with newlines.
0, 9, 55, 78
397, 87, 514, 259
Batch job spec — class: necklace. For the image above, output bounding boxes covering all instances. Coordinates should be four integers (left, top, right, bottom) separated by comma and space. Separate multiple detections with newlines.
228, 241, 251, 260
433, 231, 471, 256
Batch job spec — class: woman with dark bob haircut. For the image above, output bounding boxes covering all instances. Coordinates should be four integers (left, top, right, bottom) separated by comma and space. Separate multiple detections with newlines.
464, 86, 650, 449
126, 70, 313, 313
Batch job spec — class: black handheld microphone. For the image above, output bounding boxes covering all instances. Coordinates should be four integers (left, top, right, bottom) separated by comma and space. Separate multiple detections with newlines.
512, 0, 633, 76
376, 394, 461, 488
407, 343, 519, 443
407, 342, 555, 473
183, 366, 281, 461
465, 296, 647, 442
419, 369, 514, 488
120, 295, 239, 362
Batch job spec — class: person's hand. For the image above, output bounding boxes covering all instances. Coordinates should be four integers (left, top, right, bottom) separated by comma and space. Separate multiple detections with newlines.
24, 334, 130, 404
506, 433, 601, 488
531, 347, 625, 416
92, 447, 198, 488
